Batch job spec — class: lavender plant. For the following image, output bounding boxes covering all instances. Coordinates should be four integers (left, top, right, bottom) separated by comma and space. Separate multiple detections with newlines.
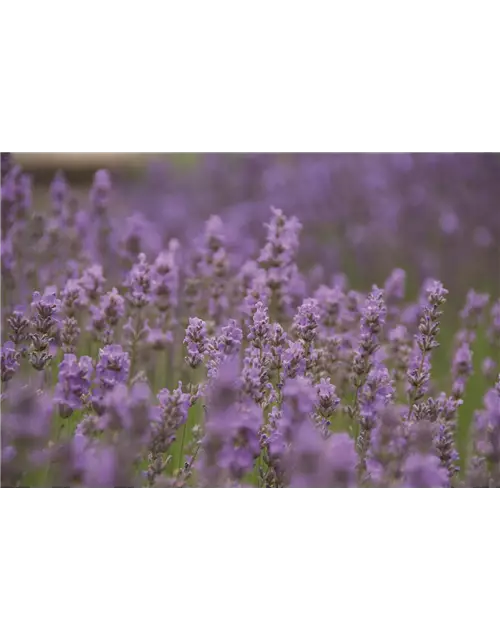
1, 154, 499, 487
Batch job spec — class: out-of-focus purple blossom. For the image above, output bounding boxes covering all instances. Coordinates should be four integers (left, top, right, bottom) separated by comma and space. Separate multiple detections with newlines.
101, 381, 154, 440
1, 382, 54, 487
88, 288, 125, 345
293, 298, 320, 345
95, 344, 130, 395
326, 432, 358, 487
482, 357, 498, 383
54, 354, 93, 418
387, 324, 411, 381
402, 452, 449, 488
367, 407, 407, 487
240, 264, 270, 318
451, 341, 473, 399
384, 268, 406, 306
438, 209, 459, 235
125, 253, 153, 308
460, 289, 490, 332
118, 211, 161, 262
101, 288, 125, 325
61, 279, 88, 317
79, 264, 106, 302
60, 317, 80, 354
314, 283, 346, 333
258, 207, 303, 319
197, 358, 262, 486
90, 169, 112, 215
489, 299, 500, 348
283, 340, 306, 380
287, 425, 357, 488
80, 444, 118, 488
1, 341, 20, 382
151, 239, 180, 317
145, 324, 173, 351
50, 170, 68, 217
473, 226, 493, 248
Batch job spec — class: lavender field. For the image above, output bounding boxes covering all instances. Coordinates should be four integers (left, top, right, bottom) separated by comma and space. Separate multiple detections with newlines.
1, 152, 499, 488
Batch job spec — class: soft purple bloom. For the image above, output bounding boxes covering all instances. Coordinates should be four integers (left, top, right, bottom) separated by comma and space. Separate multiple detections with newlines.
125, 253, 153, 308
402, 453, 449, 488
95, 344, 130, 391
248, 301, 270, 350
54, 354, 93, 417
79, 264, 106, 301
184, 317, 207, 368
293, 298, 320, 344
1, 341, 20, 382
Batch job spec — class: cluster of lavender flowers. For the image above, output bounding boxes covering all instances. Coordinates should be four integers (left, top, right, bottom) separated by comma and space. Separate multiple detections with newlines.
1, 154, 500, 488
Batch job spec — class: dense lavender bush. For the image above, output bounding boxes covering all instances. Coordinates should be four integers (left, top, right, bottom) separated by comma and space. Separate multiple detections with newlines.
1, 153, 499, 488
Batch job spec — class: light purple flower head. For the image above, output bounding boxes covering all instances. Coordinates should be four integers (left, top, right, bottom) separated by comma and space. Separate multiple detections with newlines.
184, 317, 207, 368
54, 354, 93, 417
402, 453, 448, 488
95, 344, 130, 391
1, 341, 20, 383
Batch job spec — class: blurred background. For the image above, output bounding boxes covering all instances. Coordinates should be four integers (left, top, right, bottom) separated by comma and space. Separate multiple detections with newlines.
13, 152, 500, 306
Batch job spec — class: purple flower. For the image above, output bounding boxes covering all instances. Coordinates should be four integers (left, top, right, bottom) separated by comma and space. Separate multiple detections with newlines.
314, 284, 346, 333
7, 307, 30, 346
101, 288, 125, 325
327, 432, 358, 488
215, 319, 243, 356
31, 290, 61, 326
78, 441, 118, 488
184, 317, 207, 368
61, 279, 88, 317
101, 382, 154, 440
90, 169, 112, 215
199, 399, 262, 485
460, 289, 490, 330
125, 253, 153, 308
315, 377, 340, 422
402, 453, 448, 488
258, 207, 303, 318
151, 240, 180, 315
95, 344, 130, 392
54, 354, 93, 418
146, 325, 173, 350
283, 340, 306, 379
293, 298, 320, 344
384, 268, 406, 304
1, 341, 20, 382
248, 301, 270, 350
482, 357, 497, 383
241, 346, 273, 406
79, 264, 106, 302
